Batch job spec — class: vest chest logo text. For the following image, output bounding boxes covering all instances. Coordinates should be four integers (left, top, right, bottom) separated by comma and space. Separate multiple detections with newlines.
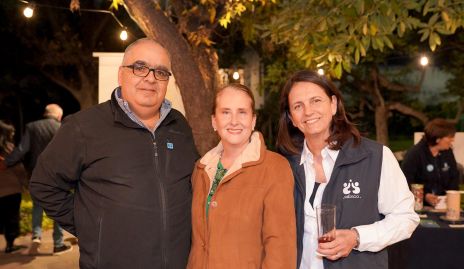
343, 179, 362, 199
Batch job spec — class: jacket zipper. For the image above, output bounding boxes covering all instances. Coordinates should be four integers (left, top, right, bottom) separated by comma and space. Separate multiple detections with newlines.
205, 173, 212, 269
152, 136, 168, 269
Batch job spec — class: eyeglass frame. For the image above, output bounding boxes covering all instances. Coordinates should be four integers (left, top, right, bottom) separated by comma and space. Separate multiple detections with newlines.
122, 64, 172, 81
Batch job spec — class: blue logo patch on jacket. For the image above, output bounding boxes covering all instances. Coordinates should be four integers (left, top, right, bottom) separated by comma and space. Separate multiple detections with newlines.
167, 142, 174, 150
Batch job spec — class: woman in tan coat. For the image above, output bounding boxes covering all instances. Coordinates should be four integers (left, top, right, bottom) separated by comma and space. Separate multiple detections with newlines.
187, 84, 296, 269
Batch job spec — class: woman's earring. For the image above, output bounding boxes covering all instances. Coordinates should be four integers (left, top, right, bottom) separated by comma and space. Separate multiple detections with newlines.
213, 128, 217, 131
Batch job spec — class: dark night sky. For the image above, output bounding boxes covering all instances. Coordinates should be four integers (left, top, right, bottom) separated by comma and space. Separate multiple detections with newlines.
0, 0, 143, 140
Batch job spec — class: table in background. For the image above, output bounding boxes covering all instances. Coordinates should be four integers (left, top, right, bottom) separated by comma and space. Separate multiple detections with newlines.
388, 211, 464, 269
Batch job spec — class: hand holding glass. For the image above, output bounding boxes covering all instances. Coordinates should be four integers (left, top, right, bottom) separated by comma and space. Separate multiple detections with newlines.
316, 204, 336, 256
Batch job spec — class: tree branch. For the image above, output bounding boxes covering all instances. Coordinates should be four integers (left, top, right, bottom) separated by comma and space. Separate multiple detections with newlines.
388, 102, 429, 124
40, 69, 79, 98
377, 67, 426, 92
370, 66, 385, 107
348, 98, 367, 119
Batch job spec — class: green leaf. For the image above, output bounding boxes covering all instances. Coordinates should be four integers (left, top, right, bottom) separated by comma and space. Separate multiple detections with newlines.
334, 62, 342, 78
373, 37, 384, 51
219, 12, 232, 28
362, 23, 368, 36
403, 0, 421, 10
428, 13, 439, 26
359, 43, 366, 57
429, 32, 439, 51
435, 24, 452, 35
342, 58, 352, 73
432, 32, 441, 46
423, 0, 431, 16
441, 11, 450, 22
383, 36, 394, 49
420, 29, 430, 42
316, 19, 327, 32
209, 7, 216, 24
328, 53, 335, 62
355, 0, 365, 15
370, 23, 378, 36
398, 21, 406, 37
110, 0, 123, 10
354, 48, 360, 64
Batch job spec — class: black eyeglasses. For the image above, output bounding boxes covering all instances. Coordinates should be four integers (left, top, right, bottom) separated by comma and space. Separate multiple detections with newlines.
122, 63, 172, 81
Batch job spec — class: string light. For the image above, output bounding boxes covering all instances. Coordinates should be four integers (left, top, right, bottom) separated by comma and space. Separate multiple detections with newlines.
23, 6, 34, 18
18, 0, 131, 41
419, 56, 429, 67
317, 68, 325, 75
232, 71, 240, 80
120, 29, 128, 41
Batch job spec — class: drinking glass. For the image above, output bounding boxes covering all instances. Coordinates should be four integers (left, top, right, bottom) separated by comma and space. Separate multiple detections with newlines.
316, 204, 336, 246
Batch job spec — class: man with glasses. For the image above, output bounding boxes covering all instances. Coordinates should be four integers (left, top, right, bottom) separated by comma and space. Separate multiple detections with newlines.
29, 38, 199, 269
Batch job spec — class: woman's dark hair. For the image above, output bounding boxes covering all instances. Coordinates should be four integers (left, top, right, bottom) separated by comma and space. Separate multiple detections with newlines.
424, 118, 456, 146
212, 83, 256, 115
0, 120, 15, 156
276, 70, 360, 155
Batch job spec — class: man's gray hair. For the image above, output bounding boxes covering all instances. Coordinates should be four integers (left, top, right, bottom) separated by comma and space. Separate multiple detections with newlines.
121, 37, 171, 65
44, 104, 63, 121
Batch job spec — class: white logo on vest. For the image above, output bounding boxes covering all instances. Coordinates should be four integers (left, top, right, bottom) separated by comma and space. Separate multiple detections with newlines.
343, 179, 361, 199
442, 162, 450, 172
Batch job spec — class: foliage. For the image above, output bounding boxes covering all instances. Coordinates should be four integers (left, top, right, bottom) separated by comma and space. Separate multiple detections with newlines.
255, 49, 305, 148
108, 0, 464, 149
218, 0, 272, 28
388, 136, 415, 152
439, 30, 464, 125
20, 193, 53, 235
254, 0, 464, 78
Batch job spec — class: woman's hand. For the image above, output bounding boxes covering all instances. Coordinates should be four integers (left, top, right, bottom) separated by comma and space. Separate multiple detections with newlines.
317, 229, 358, 260
425, 193, 438, 207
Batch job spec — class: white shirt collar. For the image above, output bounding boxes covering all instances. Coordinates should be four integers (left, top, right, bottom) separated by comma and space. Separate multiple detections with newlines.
299, 139, 339, 165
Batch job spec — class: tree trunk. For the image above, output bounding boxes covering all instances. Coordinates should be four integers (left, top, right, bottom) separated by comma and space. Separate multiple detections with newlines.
42, 65, 98, 110
375, 105, 389, 146
72, 79, 97, 110
123, 0, 218, 154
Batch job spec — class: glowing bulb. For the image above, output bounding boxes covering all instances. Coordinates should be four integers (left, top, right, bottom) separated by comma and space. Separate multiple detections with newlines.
317, 68, 324, 75
420, 56, 429, 66
120, 30, 128, 41
23, 6, 34, 18
232, 71, 240, 80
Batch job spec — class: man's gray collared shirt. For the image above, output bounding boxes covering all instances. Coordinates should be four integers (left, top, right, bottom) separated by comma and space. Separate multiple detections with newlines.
114, 87, 172, 134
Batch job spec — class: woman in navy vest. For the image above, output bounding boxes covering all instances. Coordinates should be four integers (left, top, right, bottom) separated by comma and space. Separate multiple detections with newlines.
277, 70, 419, 269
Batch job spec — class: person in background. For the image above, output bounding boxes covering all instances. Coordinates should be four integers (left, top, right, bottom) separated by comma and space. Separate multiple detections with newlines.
277, 70, 419, 269
0, 120, 27, 253
187, 84, 296, 268
402, 118, 460, 207
4, 104, 71, 255
29, 38, 199, 269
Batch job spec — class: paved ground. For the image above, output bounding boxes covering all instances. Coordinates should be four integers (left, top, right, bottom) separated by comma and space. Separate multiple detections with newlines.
0, 230, 79, 269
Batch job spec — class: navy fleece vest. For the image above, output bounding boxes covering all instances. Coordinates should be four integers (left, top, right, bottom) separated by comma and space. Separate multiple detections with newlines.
322, 137, 386, 269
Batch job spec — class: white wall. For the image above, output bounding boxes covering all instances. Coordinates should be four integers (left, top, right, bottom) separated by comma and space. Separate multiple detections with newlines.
414, 132, 464, 165
92, 52, 185, 115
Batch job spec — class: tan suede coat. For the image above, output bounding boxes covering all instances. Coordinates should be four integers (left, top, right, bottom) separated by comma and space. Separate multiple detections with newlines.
187, 132, 296, 269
